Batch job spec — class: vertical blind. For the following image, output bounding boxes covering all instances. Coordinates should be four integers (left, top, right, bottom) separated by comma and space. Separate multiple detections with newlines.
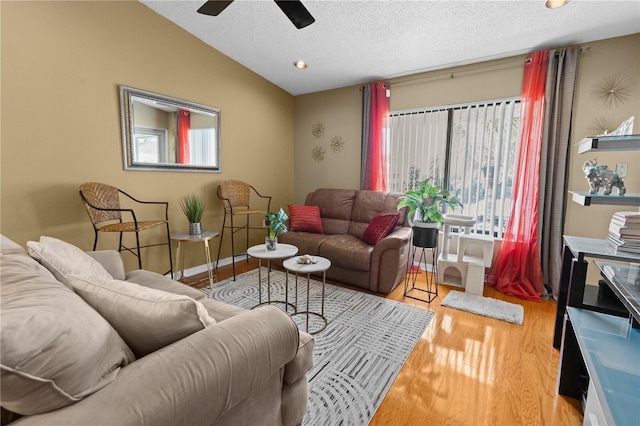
190, 128, 217, 166
388, 98, 521, 238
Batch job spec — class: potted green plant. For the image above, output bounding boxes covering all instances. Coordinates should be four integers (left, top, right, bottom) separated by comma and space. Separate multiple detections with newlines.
178, 194, 206, 235
263, 208, 288, 250
398, 178, 462, 247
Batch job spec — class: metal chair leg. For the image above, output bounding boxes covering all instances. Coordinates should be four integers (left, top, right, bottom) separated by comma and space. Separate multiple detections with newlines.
165, 222, 173, 279
230, 213, 236, 280
217, 211, 227, 279
135, 231, 142, 269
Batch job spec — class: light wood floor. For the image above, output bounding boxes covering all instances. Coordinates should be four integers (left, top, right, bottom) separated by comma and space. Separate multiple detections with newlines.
185, 259, 583, 426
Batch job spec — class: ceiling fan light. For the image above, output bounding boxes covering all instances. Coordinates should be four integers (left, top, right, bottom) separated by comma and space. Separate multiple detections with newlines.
294, 61, 308, 69
545, 0, 568, 9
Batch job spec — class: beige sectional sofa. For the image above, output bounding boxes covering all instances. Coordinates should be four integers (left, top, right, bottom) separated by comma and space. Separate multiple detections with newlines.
278, 188, 411, 294
0, 235, 313, 426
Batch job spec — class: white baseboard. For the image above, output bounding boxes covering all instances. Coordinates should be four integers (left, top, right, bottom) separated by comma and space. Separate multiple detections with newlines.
165, 254, 247, 279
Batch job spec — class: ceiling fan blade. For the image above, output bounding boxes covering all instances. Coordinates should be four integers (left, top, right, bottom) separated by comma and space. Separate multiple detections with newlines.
197, 0, 234, 16
274, 1, 315, 29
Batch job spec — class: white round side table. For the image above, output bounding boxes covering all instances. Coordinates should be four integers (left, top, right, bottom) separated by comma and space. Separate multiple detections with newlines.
247, 243, 298, 312
283, 256, 331, 334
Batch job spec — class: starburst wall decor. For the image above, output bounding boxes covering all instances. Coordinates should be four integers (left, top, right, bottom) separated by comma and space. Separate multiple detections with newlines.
592, 75, 634, 108
312, 145, 325, 162
311, 121, 325, 139
330, 136, 345, 153
587, 115, 618, 136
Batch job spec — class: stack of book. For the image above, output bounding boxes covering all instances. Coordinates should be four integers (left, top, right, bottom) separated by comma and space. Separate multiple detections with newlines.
608, 211, 640, 254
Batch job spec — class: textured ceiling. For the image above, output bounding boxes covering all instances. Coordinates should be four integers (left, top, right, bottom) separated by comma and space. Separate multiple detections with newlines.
140, 0, 640, 96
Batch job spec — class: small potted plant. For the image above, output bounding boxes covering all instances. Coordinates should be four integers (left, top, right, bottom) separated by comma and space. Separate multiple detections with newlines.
398, 178, 462, 247
264, 208, 288, 251
179, 194, 206, 235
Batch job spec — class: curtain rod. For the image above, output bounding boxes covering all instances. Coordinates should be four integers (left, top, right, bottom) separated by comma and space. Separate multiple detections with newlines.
391, 44, 589, 88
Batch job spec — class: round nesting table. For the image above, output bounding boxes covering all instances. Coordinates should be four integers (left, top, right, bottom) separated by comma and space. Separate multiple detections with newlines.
247, 243, 298, 312
283, 256, 331, 334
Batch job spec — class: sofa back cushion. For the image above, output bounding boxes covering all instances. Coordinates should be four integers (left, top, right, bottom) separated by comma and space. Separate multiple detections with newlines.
0, 240, 134, 415
65, 274, 216, 358
348, 190, 407, 238
305, 188, 357, 235
26, 236, 113, 285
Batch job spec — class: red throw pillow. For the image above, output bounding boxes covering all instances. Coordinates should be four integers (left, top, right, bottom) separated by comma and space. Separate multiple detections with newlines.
362, 212, 400, 245
288, 205, 324, 234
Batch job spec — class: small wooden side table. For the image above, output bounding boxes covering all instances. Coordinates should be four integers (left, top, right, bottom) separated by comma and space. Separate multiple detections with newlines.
170, 231, 219, 287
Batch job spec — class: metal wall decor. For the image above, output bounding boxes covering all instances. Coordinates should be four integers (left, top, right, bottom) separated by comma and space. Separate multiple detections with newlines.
588, 115, 618, 136
592, 75, 634, 108
311, 121, 325, 139
330, 135, 345, 152
311, 145, 325, 162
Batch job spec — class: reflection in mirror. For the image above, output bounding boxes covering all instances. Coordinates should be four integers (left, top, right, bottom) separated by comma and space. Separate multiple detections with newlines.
120, 86, 221, 172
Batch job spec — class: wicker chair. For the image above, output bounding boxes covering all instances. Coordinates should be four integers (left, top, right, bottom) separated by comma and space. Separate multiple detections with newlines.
216, 180, 271, 280
79, 182, 173, 275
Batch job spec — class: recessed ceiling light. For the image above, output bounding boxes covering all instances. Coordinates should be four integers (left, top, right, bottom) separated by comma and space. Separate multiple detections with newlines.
545, 0, 568, 9
293, 60, 308, 69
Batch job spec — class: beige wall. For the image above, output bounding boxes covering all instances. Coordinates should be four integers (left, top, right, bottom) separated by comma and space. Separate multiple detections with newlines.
293, 55, 527, 203
1, 1, 295, 274
566, 35, 640, 241
293, 34, 640, 240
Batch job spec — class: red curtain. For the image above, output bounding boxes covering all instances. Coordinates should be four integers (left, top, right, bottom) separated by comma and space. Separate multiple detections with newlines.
487, 50, 548, 301
361, 81, 390, 191
178, 108, 190, 164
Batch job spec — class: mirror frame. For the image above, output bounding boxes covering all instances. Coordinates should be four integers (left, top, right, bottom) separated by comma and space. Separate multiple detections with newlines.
119, 85, 221, 172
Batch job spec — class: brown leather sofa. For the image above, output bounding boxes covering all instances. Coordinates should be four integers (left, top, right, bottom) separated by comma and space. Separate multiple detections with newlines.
278, 188, 411, 294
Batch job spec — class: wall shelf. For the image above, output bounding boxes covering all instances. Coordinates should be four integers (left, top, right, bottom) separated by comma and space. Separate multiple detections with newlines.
569, 191, 640, 206
577, 134, 640, 154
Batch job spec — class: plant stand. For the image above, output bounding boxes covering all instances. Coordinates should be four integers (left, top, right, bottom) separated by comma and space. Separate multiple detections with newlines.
404, 227, 439, 303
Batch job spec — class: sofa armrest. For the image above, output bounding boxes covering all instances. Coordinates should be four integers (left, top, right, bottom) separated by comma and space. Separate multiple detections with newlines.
369, 227, 412, 293
85, 250, 126, 280
371, 226, 411, 253
13, 306, 300, 426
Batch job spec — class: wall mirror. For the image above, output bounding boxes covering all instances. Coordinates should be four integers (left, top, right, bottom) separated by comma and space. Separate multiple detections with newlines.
120, 85, 221, 172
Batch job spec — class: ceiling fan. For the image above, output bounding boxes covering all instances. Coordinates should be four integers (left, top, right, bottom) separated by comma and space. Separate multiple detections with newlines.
197, 1, 315, 29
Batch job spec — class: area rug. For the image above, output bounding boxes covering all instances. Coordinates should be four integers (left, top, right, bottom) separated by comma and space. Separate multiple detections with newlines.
201, 268, 433, 426
441, 290, 524, 325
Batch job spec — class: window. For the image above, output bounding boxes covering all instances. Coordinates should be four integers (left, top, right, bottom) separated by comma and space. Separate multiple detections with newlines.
133, 126, 168, 163
388, 98, 521, 238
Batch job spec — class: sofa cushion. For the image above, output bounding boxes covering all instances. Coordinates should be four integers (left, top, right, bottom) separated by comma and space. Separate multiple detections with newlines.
349, 190, 406, 238
0, 245, 134, 415
26, 236, 112, 285
284, 331, 314, 385
277, 231, 328, 256
361, 212, 400, 245
288, 205, 324, 234
66, 274, 216, 358
318, 234, 373, 271
126, 269, 207, 301
306, 188, 357, 234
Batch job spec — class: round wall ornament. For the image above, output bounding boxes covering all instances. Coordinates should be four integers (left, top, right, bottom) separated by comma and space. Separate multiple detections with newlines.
311, 121, 325, 139
312, 145, 325, 162
592, 75, 633, 108
330, 136, 345, 152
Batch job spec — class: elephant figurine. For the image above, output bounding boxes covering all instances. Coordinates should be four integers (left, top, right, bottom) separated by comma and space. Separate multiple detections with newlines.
582, 159, 626, 195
